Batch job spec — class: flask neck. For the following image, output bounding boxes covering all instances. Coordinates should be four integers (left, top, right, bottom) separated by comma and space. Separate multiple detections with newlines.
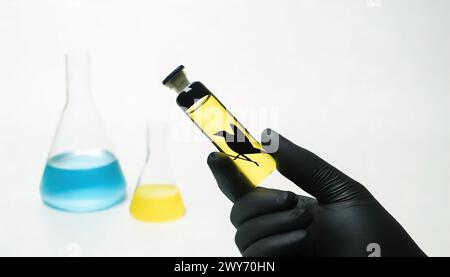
138, 121, 175, 185
65, 52, 94, 106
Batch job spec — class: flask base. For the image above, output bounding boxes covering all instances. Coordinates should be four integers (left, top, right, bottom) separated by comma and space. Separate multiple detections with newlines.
40, 150, 127, 213
130, 184, 185, 222
42, 193, 126, 213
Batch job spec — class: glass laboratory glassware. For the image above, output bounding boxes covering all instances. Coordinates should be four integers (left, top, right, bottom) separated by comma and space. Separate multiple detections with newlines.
162, 65, 276, 186
130, 121, 185, 222
40, 52, 127, 212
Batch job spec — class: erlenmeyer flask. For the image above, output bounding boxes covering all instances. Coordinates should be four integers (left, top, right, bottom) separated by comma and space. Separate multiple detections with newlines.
40, 52, 127, 212
130, 121, 185, 222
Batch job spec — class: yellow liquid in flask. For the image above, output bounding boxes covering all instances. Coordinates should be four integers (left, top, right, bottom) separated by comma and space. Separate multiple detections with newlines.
186, 93, 276, 186
130, 184, 185, 222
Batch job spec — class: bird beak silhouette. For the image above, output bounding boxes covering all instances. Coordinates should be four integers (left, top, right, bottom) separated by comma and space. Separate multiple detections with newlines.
214, 131, 226, 137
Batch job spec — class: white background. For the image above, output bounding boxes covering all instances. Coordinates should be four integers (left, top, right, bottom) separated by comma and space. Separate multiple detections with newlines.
0, 0, 449, 256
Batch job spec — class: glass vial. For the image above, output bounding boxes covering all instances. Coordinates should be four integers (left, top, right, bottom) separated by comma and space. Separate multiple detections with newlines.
162, 65, 276, 186
40, 52, 127, 212
130, 121, 185, 222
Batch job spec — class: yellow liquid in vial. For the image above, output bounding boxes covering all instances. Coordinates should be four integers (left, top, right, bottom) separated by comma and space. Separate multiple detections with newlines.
187, 95, 276, 186
130, 184, 185, 222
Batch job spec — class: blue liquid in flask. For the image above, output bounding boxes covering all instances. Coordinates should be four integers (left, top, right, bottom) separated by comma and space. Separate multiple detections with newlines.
41, 150, 127, 212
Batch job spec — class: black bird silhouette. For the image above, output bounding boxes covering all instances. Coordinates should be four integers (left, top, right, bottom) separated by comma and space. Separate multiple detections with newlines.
214, 123, 261, 166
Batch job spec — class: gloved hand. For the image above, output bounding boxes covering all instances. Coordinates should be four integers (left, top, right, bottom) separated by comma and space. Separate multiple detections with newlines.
207, 129, 426, 257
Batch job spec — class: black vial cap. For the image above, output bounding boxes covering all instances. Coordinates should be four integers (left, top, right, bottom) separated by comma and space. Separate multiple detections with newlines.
162, 65, 185, 85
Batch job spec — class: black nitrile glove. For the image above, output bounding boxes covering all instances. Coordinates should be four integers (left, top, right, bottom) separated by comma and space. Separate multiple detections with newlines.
207, 129, 426, 257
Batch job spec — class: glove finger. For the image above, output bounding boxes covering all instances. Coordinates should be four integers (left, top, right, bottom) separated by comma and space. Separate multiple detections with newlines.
235, 208, 313, 252
242, 229, 308, 257
207, 152, 254, 203
230, 187, 298, 227
261, 128, 372, 204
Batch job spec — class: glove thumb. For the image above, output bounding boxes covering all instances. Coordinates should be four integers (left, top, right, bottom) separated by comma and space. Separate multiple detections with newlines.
261, 129, 372, 204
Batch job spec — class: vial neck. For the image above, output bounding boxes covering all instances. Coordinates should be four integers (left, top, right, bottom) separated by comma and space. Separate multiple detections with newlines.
173, 78, 190, 94
163, 67, 191, 94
